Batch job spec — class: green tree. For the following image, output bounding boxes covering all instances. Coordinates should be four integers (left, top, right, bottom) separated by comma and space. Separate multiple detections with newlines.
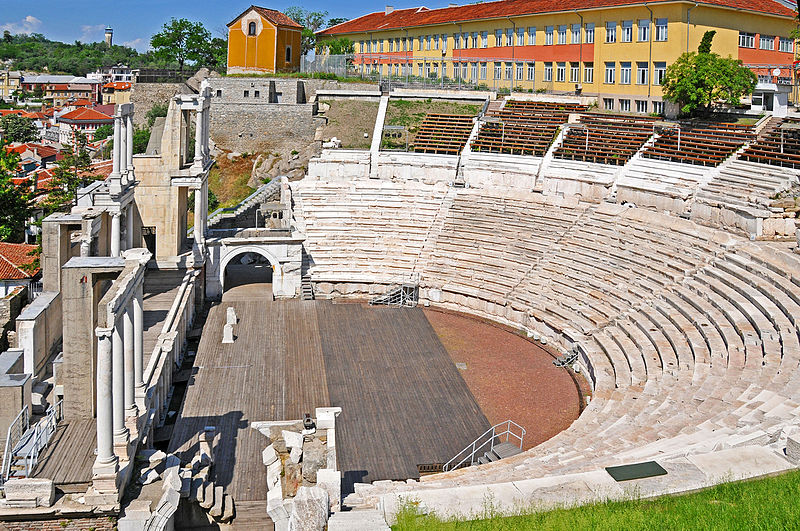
150, 18, 212, 72
662, 30, 757, 115
132, 128, 150, 154
0, 141, 31, 242
323, 37, 355, 55
41, 132, 93, 214
0, 114, 38, 143
145, 103, 168, 128
285, 7, 329, 55
326, 17, 348, 28
93, 123, 113, 141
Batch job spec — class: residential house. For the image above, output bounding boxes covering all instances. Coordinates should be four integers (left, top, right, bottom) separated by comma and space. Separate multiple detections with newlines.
227, 5, 303, 74
0, 242, 40, 298
101, 82, 132, 105
56, 107, 114, 145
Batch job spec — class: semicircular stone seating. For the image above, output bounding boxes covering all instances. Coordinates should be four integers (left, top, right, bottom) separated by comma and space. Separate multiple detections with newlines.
290, 178, 800, 505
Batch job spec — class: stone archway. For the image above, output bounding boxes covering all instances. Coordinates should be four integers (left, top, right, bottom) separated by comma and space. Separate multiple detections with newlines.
219, 245, 280, 296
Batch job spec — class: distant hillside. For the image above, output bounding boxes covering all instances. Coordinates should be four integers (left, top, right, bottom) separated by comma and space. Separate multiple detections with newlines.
0, 33, 170, 76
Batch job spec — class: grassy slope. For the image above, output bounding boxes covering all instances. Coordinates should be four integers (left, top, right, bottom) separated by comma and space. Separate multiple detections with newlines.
393, 469, 800, 530
207, 154, 257, 211
319, 100, 380, 149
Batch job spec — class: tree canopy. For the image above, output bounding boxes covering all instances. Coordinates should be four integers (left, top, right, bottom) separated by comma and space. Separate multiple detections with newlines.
285, 7, 329, 55
662, 30, 757, 116
322, 37, 355, 55
0, 115, 38, 143
150, 18, 215, 72
0, 142, 31, 242
39, 132, 93, 216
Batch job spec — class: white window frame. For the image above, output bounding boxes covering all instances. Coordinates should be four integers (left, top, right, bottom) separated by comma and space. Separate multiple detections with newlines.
480, 62, 487, 80
517, 27, 525, 46
655, 18, 668, 41
620, 61, 631, 84
571, 24, 581, 44
604, 97, 614, 110
605, 62, 615, 84
482, 31, 488, 48
619, 99, 631, 112
606, 21, 616, 43
570, 62, 579, 83
527, 62, 535, 81
516, 62, 524, 81
638, 19, 650, 42
621, 20, 633, 42
544, 62, 553, 82
545, 26, 554, 45
495, 29, 503, 47
558, 25, 567, 45
584, 62, 594, 83
528, 27, 536, 45
505, 62, 513, 80
760, 35, 775, 50
652, 101, 664, 115
653, 62, 666, 85
636, 62, 648, 85
494, 62, 502, 79
779, 37, 794, 53
585, 23, 595, 43
636, 100, 648, 113
556, 61, 566, 82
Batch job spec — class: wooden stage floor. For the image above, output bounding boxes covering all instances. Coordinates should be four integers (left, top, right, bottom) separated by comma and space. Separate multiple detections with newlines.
168, 294, 490, 502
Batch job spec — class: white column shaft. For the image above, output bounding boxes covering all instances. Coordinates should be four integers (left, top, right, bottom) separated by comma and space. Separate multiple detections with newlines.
123, 303, 135, 413
112, 320, 126, 439
194, 187, 202, 245
110, 212, 121, 257
126, 114, 135, 173
126, 204, 134, 250
119, 115, 128, 182
133, 284, 144, 388
194, 109, 204, 165
111, 116, 121, 176
95, 332, 115, 464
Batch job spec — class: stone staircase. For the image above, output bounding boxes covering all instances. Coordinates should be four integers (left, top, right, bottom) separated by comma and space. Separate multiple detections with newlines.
475, 442, 523, 465
206, 180, 281, 230
301, 249, 314, 300
328, 509, 390, 530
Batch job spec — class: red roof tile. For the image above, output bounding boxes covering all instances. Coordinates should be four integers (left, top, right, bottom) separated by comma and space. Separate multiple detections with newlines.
5, 143, 58, 159
103, 82, 131, 90
0, 242, 39, 280
228, 5, 303, 28
59, 107, 113, 122
318, 0, 795, 35
79, 159, 113, 179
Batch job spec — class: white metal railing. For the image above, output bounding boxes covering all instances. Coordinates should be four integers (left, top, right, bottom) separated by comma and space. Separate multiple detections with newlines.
20, 400, 63, 478
1, 406, 30, 482
442, 420, 526, 472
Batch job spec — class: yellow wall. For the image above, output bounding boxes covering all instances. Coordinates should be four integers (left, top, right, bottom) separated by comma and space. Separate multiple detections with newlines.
322, 2, 795, 112
228, 9, 301, 74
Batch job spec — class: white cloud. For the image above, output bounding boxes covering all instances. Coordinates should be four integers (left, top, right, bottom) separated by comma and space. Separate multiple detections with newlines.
80, 24, 106, 42
0, 15, 42, 35
122, 38, 149, 52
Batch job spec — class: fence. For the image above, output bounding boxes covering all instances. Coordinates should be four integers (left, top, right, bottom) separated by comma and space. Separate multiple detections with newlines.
134, 68, 200, 84
302, 53, 570, 95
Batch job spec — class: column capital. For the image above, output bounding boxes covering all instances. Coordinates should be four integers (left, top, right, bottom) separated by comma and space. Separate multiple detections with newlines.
95, 326, 114, 339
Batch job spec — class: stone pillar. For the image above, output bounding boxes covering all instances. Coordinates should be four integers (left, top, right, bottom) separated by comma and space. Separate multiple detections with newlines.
111, 114, 121, 178
126, 113, 135, 177
125, 204, 134, 250
123, 303, 136, 416
93, 329, 117, 475
193, 108, 204, 167
120, 115, 128, 184
112, 319, 129, 449
133, 283, 144, 391
202, 180, 208, 238
110, 212, 121, 257
194, 186, 203, 246
202, 102, 209, 162
80, 237, 91, 257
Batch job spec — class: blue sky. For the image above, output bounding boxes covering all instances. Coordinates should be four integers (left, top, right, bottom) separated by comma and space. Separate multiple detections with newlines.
0, 1, 437, 52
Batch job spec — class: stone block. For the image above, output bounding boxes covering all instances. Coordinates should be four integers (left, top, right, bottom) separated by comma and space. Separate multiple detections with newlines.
200, 481, 215, 510
786, 435, 800, 464
226, 306, 237, 325
222, 323, 234, 344
179, 468, 192, 498
290, 446, 303, 464
316, 469, 341, 511
315, 407, 341, 430
284, 462, 302, 497
267, 484, 288, 521
288, 486, 329, 531
162, 464, 181, 492
262, 443, 278, 466
118, 500, 152, 531
210, 485, 224, 518
302, 438, 327, 483
139, 468, 159, 485
267, 459, 282, 490
283, 429, 303, 450
4, 478, 55, 507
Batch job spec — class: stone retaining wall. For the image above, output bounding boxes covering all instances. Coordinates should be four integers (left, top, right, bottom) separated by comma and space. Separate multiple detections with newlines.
130, 83, 186, 128
0, 285, 27, 351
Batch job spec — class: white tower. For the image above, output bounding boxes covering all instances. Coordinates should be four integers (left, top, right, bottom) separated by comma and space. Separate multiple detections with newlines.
105, 27, 113, 47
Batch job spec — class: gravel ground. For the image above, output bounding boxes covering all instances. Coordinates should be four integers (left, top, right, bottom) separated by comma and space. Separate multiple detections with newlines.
424, 308, 582, 450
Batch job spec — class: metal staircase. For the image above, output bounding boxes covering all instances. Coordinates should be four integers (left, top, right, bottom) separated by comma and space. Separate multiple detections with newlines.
1, 401, 62, 483
369, 278, 419, 308
442, 420, 526, 472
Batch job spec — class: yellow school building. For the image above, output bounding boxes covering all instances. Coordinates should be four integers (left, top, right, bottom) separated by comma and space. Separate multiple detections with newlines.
317, 0, 797, 114
227, 5, 303, 74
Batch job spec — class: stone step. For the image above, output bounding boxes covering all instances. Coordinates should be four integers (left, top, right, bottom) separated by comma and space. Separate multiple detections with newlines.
328, 509, 391, 531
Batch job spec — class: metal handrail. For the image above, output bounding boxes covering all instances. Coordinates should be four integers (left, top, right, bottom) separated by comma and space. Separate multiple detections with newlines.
2, 406, 30, 481
23, 400, 62, 478
443, 420, 526, 472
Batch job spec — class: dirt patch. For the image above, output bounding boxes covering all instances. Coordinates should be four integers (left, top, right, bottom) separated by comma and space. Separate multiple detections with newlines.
424, 308, 581, 450
208, 152, 257, 210
318, 99, 380, 149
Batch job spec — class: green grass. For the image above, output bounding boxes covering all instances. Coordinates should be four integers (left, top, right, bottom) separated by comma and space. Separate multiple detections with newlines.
393, 469, 800, 530
386, 99, 480, 129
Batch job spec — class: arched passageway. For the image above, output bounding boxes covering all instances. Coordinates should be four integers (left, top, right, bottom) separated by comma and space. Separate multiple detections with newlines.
222, 251, 274, 300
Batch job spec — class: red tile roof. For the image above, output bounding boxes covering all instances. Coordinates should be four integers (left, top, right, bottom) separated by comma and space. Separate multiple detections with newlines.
103, 82, 131, 90
58, 107, 113, 123
5, 143, 58, 159
0, 110, 25, 117
228, 5, 303, 28
11, 167, 55, 189
318, 0, 795, 35
0, 242, 39, 280
79, 159, 113, 179
70, 99, 92, 107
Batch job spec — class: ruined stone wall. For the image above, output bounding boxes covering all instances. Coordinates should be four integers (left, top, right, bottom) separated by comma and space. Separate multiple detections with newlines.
0, 516, 117, 530
0, 285, 28, 351
130, 83, 185, 128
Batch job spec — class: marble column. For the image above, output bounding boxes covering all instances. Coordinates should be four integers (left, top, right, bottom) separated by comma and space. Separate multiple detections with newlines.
133, 283, 144, 391
94, 329, 117, 472
112, 319, 128, 445
194, 186, 203, 246
126, 113, 135, 178
119, 115, 128, 184
80, 237, 91, 257
111, 114, 121, 178
123, 303, 136, 417
125, 204, 134, 250
193, 108, 204, 167
110, 212, 121, 257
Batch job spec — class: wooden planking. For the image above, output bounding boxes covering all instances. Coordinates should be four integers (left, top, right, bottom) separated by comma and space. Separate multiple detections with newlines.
32, 419, 96, 490
317, 303, 490, 484
168, 297, 329, 502
142, 270, 185, 368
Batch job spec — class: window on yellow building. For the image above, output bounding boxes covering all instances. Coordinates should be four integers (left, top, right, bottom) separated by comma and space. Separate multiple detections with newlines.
453, 33, 460, 50
759, 35, 775, 50
653, 62, 666, 85
605, 21, 616, 43
636, 100, 648, 113
620, 62, 631, 84
471, 62, 478, 79
527, 27, 536, 45
571, 24, 581, 44
480, 62, 487, 79
556, 62, 566, 82
481, 31, 488, 48
505, 62, 513, 79
619, 99, 631, 112
558, 25, 567, 45
472, 32, 478, 48
621, 20, 633, 42
636, 62, 648, 84
506, 28, 513, 46
604, 62, 615, 83
652, 101, 664, 114
544, 62, 553, 82
517, 28, 525, 46
585, 23, 595, 43
248, 22, 256, 36
527, 62, 535, 81
516, 62, 524, 80
584, 62, 594, 83
638, 19, 649, 41
494, 62, 502, 79
655, 18, 668, 41
570, 62, 580, 83
545, 26, 554, 45
495, 29, 503, 47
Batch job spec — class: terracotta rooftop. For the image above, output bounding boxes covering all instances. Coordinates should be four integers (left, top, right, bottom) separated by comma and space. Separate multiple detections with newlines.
228, 5, 303, 29
0, 242, 40, 281
58, 107, 113, 123
6, 143, 59, 159
103, 82, 131, 90
318, 0, 795, 35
